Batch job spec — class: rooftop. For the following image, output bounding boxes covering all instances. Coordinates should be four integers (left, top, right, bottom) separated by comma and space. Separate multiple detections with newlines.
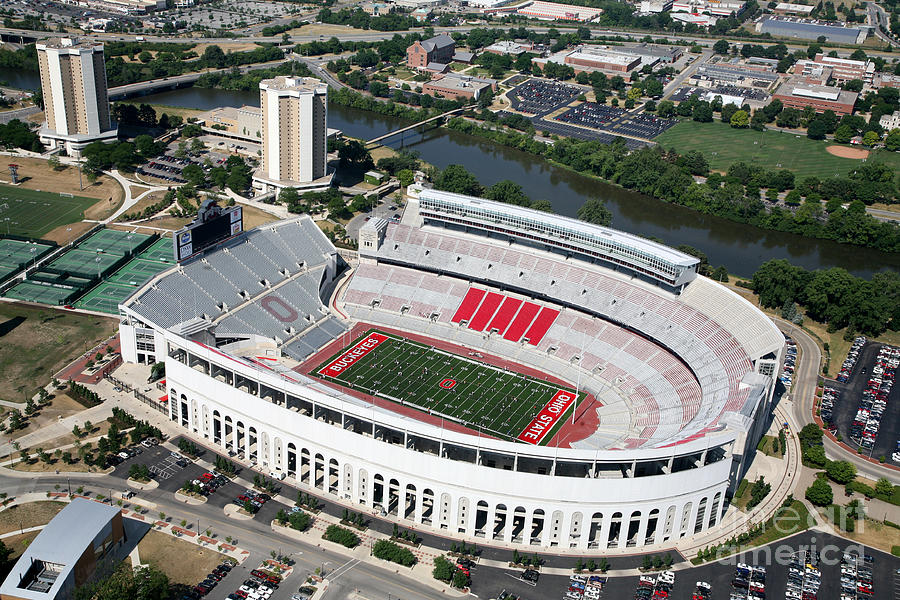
417, 189, 699, 269
259, 76, 327, 95
0, 499, 121, 600
427, 73, 496, 91
776, 78, 858, 104
36, 38, 102, 51
419, 33, 455, 52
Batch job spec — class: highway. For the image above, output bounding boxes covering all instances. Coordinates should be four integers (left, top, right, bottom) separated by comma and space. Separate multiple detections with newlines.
867, 2, 899, 49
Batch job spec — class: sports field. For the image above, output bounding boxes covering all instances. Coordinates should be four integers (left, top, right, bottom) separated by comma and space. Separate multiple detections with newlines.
75, 238, 173, 313
0, 185, 98, 238
313, 330, 585, 445
654, 121, 900, 179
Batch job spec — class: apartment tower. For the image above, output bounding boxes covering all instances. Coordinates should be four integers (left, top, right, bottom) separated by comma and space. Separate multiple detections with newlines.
36, 38, 117, 156
254, 76, 329, 192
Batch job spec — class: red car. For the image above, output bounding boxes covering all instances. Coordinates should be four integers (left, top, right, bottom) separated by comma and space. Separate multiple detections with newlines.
250, 570, 266, 579
234, 591, 248, 599
266, 575, 281, 585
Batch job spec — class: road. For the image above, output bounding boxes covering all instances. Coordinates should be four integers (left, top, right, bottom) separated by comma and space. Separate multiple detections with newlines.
660, 50, 713, 101
867, 2, 899, 48
0, 105, 40, 124
292, 55, 346, 91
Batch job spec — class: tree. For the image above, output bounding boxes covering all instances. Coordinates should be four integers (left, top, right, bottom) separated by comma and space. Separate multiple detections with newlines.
862, 130, 880, 147
713, 39, 730, 54
47, 155, 61, 171
577, 198, 612, 226
825, 460, 857, 484
833, 124, 854, 144
432, 556, 454, 583
876, 477, 894, 498
730, 110, 749, 129
451, 569, 469, 589
807, 118, 828, 140
805, 478, 833, 506
485, 180, 530, 206
74, 563, 169, 600
397, 168, 415, 188
434, 164, 482, 196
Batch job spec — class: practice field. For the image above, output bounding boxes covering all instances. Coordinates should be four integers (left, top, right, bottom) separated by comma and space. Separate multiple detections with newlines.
313, 330, 585, 445
654, 121, 900, 179
0, 185, 98, 238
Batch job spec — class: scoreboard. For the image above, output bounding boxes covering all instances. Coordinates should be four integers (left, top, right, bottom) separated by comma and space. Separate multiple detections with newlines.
173, 203, 243, 262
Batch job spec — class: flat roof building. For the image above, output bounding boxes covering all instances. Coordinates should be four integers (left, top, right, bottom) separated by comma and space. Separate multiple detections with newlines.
672, 0, 746, 16
692, 63, 780, 88
36, 38, 117, 157
564, 48, 642, 72
671, 12, 718, 26
254, 76, 331, 193
773, 78, 858, 115
772, 2, 814, 15
756, 16, 867, 44
515, 0, 604, 21
422, 73, 497, 100
201, 105, 262, 142
0, 499, 126, 600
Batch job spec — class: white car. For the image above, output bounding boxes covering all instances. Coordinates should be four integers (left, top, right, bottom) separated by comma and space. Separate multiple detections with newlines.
696, 582, 711, 590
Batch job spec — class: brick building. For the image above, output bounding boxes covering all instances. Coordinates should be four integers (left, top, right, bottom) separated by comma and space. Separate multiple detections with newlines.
422, 73, 497, 100
772, 79, 858, 116
406, 34, 455, 70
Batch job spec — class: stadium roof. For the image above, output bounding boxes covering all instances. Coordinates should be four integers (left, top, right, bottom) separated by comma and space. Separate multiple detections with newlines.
417, 189, 699, 268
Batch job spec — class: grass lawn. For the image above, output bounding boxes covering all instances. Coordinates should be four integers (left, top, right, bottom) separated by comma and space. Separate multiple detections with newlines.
757, 434, 784, 458
0, 531, 39, 580
0, 185, 99, 239
137, 530, 226, 585
654, 121, 900, 180
0, 303, 117, 401
313, 329, 585, 444
747, 500, 815, 547
0, 501, 67, 535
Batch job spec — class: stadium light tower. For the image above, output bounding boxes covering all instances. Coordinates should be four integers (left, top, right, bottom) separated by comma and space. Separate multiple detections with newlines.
8, 164, 19, 184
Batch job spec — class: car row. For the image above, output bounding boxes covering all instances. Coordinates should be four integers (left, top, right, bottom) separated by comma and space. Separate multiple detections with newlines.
226, 569, 281, 600
850, 344, 898, 452
509, 79, 583, 115
563, 573, 604, 600
556, 102, 624, 129
837, 337, 867, 383
232, 488, 270, 513
692, 581, 711, 600
633, 570, 674, 600
191, 471, 230, 496
820, 385, 839, 432
189, 561, 233, 597
782, 337, 797, 388
840, 550, 874, 599
115, 445, 143, 461
786, 550, 817, 600
613, 112, 677, 139
730, 562, 765, 600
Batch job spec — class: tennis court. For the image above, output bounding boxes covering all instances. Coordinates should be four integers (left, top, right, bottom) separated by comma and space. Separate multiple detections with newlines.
78, 229, 151, 256
5, 280, 76, 305
0, 238, 55, 282
0, 185, 98, 238
46, 249, 122, 279
75, 282, 138, 313
137, 237, 175, 264
105, 258, 170, 287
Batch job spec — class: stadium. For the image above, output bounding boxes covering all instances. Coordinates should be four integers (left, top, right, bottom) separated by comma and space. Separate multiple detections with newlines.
118, 189, 784, 552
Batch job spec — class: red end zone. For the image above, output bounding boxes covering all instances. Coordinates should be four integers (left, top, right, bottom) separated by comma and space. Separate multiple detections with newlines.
318, 333, 389, 377
517, 390, 576, 445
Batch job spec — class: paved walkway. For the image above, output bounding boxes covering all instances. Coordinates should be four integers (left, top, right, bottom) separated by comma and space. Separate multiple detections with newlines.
0, 404, 114, 459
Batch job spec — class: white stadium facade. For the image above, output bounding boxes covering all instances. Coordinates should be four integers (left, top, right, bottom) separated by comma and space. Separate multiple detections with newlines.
118, 189, 784, 552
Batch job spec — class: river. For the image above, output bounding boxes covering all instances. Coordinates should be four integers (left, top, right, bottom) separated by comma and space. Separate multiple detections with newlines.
29, 82, 900, 277
0, 67, 40, 92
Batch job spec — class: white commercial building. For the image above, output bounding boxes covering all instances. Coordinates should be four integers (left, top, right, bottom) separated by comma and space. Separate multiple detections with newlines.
118, 190, 783, 553
36, 38, 117, 157
253, 76, 331, 193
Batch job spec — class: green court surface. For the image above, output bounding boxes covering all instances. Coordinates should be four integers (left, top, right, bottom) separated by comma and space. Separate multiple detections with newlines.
137, 237, 175, 264
654, 121, 900, 179
105, 258, 170, 287
5, 280, 76, 305
75, 282, 138, 313
0, 238, 55, 282
313, 330, 585, 445
46, 249, 121, 279
78, 228, 151, 256
0, 185, 98, 238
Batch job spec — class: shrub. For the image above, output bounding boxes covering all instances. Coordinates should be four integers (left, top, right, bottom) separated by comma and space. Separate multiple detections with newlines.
805, 478, 833, 506
372, 539, 416, 567
432, 556, 453, 583
323, 525, 359, 548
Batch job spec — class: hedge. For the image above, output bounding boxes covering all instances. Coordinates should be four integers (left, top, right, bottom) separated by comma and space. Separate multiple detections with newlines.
323, 524, 359, 548
372, 539, 416, 567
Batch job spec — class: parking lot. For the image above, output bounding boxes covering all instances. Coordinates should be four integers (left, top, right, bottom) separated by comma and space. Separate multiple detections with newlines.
612, 113, 678, 139
508, 79, 585, 117
823, 340, 900, 463
557, 102, 625, 129
553, 102, 676, 141
164, 0, 297, 29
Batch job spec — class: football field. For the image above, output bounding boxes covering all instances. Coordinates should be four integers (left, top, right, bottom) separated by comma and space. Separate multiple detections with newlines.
313, 330, 585, 445
0, 185, 97, 238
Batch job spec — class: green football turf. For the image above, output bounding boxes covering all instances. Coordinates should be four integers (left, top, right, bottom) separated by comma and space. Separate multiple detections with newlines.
0, 185, 97, 238
654, 121, 900, 180
313, 330, 585, 445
